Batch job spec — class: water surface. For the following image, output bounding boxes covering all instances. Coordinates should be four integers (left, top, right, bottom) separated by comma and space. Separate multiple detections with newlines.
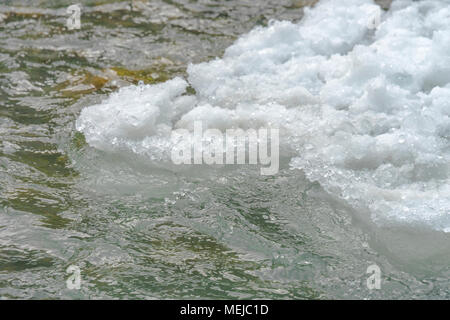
0, 0, 449, 299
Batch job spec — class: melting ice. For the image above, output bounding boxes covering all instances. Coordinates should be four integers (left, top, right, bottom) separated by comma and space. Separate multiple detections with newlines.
76, 0, 450, 231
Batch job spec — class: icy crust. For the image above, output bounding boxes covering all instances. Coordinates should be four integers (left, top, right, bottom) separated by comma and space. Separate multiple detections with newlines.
76, 77, 197, 159
76, 0, 450, 231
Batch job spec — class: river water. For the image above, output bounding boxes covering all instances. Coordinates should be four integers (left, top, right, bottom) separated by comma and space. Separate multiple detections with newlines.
0, 0, 449, 299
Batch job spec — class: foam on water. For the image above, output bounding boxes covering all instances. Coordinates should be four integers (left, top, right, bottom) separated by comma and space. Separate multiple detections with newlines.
76, 0, 450, 231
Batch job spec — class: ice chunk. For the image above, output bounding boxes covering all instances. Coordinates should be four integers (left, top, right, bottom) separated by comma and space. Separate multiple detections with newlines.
77, 0, 450, 231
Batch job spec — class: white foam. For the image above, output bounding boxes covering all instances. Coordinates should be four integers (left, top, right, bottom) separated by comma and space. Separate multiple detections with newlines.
76, 0, 450, 231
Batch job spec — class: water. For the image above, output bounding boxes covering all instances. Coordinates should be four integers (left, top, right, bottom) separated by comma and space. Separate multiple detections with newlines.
0, 0, 449, 299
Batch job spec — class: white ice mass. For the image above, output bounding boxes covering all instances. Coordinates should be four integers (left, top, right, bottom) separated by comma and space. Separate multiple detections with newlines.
76, 0, 450, 231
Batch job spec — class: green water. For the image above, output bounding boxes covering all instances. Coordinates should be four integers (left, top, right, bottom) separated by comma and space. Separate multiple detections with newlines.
0, 0, 449, 299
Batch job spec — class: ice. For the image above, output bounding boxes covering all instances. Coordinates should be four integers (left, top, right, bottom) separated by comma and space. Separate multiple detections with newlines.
77, 0, 450, 231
